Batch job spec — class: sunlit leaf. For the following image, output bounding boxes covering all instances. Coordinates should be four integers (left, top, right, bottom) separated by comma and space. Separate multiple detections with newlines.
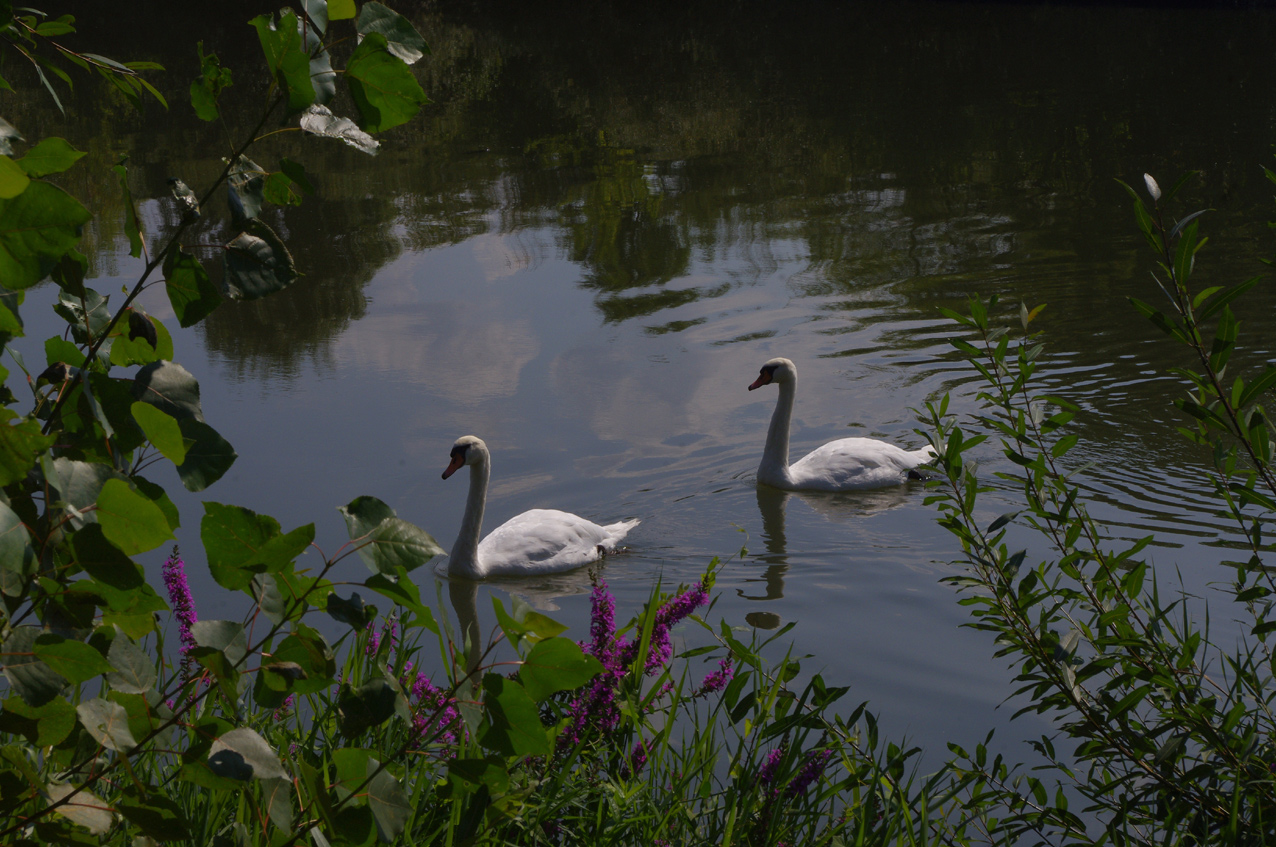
208, 727, 287, 780
345, 33, 429, 133
299, 104, 379, 155
17, 138, 85, 177
518, 638, 602, 702
46, 782, 113, 835
95, 478, 174, 555
0, 695, 76, 746
130, 401, 186, 464
0, 154, 29, 198
77, 697, 137, 751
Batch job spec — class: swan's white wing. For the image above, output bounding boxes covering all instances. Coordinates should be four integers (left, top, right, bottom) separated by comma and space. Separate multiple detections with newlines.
788, 438, 935, 491
477, 509, 638, 576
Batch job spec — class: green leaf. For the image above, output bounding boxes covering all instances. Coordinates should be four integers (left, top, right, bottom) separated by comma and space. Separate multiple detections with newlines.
251, 574, 287, 625
327, 591, 373, 628
227, 155, 264, 225
109, 311, 173, 366
49, 248, 87, 299
250, 11, 314, 113
208, 727, 287, 780
71, 524, 145, 591
261, 776, 293, 830
132, 360, 204, 421
0, 154, 29, 198
518, 638, 602, 702
163, 246, 222, 327
223, 219, 298, 300
0, 180, 91, 289
0, 410, 55, 486
118, 793, 192, 841
330, 0, 357, 20
200, 502, 314, 591
271, 628, 335, 695
356, 3, 429, 65
337, 679, 401, 738
34, 634, 112, 684
345, 33, 429, 133
0, 499, 35, 588
478, 674, 549, 757
2, 627, 65, 706
0, 695, 76, 746
447, 757, 509, 796
77, 697, 137, 751
46, 783, 113, 835
189, 43, 231, 122
340, 496, 444, 575
95, 478, 174, 555
363, 573, 437, 632
105, 635, 157, 694
17, 138, 85, 177
368, 761, 410, 842
130, 402, 186, 465
175, 418, 237, 491
493, 595, 567, 646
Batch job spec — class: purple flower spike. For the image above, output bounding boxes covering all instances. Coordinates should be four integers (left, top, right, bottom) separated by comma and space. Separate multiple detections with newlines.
629, 740, 648, 777
162, 546, 197, 656
785, 748, 833, 798
699, 658, 734, 694
758, 747, 785, 787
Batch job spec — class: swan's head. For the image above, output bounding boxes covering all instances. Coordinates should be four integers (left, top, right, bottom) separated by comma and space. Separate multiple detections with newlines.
748, 357, 796, 390
442, 435, 488, 480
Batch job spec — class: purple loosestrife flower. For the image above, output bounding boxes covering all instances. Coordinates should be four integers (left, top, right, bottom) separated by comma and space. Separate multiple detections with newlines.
785, 748, 832, 799
162, 546, 198, 656
590, 581, 617, 658
629, 740, 648, 777
273, 694, 295, 721
408, 671, 462, 749
699, 658, 734, 695
758, 747, 785, 787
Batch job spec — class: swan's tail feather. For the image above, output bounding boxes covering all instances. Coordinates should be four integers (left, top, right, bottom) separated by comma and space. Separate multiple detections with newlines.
599, 518, 640, 553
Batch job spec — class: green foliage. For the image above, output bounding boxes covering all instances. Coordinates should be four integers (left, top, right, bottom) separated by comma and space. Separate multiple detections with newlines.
917, 173, 1276, 843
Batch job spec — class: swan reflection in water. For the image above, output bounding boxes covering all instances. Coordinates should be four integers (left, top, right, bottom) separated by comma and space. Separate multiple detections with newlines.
740, 483, 916, 630
441, 569, 598, 677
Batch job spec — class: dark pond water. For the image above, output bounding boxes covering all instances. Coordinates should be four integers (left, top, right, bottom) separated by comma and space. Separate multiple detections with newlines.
16, 0, 1276, 764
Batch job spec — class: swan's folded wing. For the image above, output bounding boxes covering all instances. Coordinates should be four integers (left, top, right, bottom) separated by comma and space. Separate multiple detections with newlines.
789, 438, 927, 490
478, 509, 618, 575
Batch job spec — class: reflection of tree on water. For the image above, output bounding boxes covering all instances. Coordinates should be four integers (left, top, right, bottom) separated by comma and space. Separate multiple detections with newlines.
741, 483, 919, 630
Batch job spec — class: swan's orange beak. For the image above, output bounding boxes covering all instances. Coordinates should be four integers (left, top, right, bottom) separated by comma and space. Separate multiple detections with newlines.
748, 371, 771, 391
442, 454, 465, 479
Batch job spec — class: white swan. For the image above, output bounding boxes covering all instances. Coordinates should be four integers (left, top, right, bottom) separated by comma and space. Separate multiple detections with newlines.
441, 435, 640, 579
748, 357, 936, 491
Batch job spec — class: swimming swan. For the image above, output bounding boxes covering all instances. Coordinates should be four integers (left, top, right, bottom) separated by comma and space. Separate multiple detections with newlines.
748, 357, 936, 491
441, 436, 640, 579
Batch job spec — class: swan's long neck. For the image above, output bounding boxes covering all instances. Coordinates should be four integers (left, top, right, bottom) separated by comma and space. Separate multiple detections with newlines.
758, 379, 796, 486
450, 457, 490, 579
